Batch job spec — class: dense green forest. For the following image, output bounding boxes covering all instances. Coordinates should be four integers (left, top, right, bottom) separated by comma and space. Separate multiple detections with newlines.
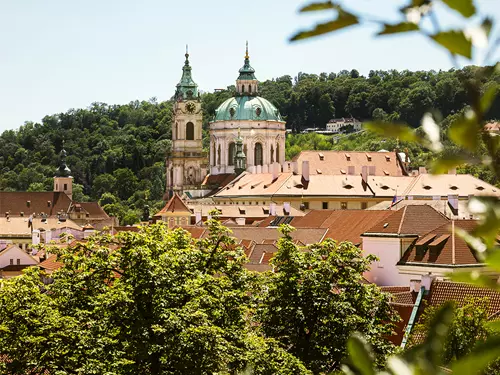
0, 66, 498, 223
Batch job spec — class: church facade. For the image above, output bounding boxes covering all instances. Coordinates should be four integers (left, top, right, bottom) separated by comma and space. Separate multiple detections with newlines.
209, 44, 286, 175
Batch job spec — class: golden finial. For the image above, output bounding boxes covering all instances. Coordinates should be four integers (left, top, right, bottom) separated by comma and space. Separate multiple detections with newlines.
245, 41, 249, 59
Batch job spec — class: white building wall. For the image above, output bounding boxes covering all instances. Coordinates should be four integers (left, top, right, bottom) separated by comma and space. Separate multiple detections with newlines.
0, 246, 38, 268
362, 236, 414, 286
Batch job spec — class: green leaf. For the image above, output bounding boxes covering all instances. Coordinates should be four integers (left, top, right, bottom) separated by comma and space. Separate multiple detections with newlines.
299, 1, 336, 12
421, 113, 442, 152
451, 271, 500, 290
363, 121, 419, 142
431, 30, 472, 58
450, 336, 500, 375
290, 11, 358, 41
442, 0, 476, 18
486, 320, 500, 332
423, 302, 454, 366
448, 111, 480, 151
346, 332, 375, 375
378, 22, 420, 35
429, 155, 465, 174
480, 84, 499, 114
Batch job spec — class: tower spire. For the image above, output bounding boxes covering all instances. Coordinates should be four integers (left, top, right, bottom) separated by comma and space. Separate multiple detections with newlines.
176, 46, 198, 100
245, 40, 249, 59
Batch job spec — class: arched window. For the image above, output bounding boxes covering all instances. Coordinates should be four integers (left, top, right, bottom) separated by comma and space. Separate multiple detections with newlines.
186, 122, 194, 140
243, 144, 247, 157
217, 144, 221, 165
242, 85, 245, 93
270, 145, 274, 163
228, 142, 235, 166
254, 142, 263, 166
249, 85, 252, 94
175, 122, 178, 139
276, 143, 280, 163
211, 142, 216, 166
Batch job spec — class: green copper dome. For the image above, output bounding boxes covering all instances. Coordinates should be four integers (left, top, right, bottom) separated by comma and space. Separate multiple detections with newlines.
213, 96, 283, 122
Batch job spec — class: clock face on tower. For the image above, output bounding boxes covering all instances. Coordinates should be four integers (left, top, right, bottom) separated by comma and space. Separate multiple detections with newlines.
186, 102, 196, 114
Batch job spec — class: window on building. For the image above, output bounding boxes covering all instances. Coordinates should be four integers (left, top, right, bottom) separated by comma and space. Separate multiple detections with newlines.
64, 183, 68, 190
16, 259, 20, 265
303, 202, 309, 210
186, 122, 195, 140
228, 142, 235, 166
322, 202, 328, 209
217, 144, 221, 165
9, 259, 13, 265
276, 143, 280, 163
361, 202, 368, 209
249, 85, 252, 94
242, 85, 245, 93
341, 202, 348, 210
254, 142, 263, 166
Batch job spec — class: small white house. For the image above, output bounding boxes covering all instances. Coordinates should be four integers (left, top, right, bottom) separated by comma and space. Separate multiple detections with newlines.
0, 244, 39, 278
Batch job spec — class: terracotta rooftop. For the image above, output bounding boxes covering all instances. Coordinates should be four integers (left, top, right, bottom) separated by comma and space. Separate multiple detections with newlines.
186, 203, 305, 219
201, 227, 327, 246
294, 209, 394, 246
73, 202, 110, 218
38, 254, 64, 272
399, 220, 481, 266
368, 199, 476, 219
0, 191, 72, 216
427, 280, 500, 318
364, 205, 449, 237
292, 150, 407, 176
157, 193, 191, 215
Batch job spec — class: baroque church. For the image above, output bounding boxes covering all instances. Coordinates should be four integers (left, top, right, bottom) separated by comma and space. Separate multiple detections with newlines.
166, 43, 286, 195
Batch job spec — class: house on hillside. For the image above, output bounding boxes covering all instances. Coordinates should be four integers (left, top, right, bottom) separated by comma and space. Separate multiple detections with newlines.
0, 245, 38, 278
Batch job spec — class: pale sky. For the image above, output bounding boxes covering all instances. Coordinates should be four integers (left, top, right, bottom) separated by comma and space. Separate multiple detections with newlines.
0, 0, 499, 132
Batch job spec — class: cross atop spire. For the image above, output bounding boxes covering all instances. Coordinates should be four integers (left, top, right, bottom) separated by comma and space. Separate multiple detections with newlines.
245, 41, 249, 59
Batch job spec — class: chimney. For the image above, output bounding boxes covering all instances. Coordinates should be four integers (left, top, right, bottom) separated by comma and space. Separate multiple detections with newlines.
195, 211, 202, 224
45, 230, 52, 243
418, 167, 427, 174
32, 229, 41, 246
410, 279, 421, 293
302, 161, 310, 182
270, 202, 277, 216
283, 202, 291, 215
292, 161, 299, 174
361, 166, 368, 183
235, 217, 246, 226
421, 274, 433, 291
448, 168, 457, 175
272, 163, 278, 180
282, 163, 290, 173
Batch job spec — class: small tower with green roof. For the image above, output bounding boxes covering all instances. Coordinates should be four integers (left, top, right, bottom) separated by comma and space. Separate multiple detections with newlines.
53, 144, 73, 200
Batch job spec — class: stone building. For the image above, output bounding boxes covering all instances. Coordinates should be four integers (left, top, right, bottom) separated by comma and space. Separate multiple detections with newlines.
209, 43, 286, 175
166, 48, 208, 195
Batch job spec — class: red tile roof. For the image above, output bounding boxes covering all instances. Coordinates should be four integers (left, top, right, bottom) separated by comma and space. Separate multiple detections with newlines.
0, 192, 72, 216
38, 254, 63, 272
157, 193, 191, 214
292, 210, 394, 246
399, 220, 480, 266
427, 280, 500, 318
364, 205, 449, 236
292, 150, 407, 176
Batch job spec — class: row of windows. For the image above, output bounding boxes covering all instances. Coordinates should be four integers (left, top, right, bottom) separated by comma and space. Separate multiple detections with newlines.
216, 201, 369, 210
9, 259, 21, 265
221, 142, 281, 166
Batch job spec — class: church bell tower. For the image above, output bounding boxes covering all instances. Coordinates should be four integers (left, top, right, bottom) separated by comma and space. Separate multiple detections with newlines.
166, 47, 207, 196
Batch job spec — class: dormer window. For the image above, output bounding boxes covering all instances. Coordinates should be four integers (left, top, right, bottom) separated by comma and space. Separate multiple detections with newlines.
450, 185, 458, 190
476, 186, 485, 191
423, 185, 432, 190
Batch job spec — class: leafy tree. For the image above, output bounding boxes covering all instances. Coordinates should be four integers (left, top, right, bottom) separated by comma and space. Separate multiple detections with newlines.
411, 298, 493, 365
258, 225, 397, 373
27, 182, 47, 192
0, 220, 310, 375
